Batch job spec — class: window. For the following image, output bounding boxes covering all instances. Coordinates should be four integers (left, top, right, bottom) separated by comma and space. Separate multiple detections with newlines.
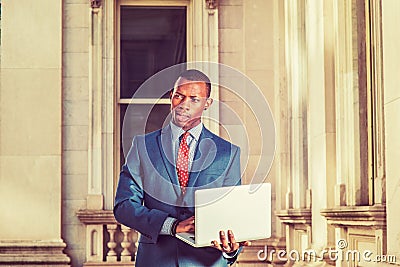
116, 2, 188, 169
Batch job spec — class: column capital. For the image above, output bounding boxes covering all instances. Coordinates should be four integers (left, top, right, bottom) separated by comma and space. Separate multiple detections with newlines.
205, 0, 217, 9
90, 0, 102, 8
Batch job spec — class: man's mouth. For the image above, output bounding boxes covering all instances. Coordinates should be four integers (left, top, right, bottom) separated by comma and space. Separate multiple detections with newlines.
175, 112, 190, 121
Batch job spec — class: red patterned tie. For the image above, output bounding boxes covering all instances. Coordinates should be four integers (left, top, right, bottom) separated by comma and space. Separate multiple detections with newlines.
177, 132, 190, 192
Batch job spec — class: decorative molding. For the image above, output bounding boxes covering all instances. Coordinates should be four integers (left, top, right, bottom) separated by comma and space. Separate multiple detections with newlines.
320, 205, 386, 228
102, 0, 115, 210
0, 241, 70, 266
77, 209, 117, 224
91, 0, 102, 8
205, 0, 217, 9
276, 208, 312, 225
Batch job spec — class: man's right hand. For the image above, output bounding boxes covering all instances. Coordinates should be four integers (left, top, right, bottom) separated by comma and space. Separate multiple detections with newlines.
176, 216, 195, 233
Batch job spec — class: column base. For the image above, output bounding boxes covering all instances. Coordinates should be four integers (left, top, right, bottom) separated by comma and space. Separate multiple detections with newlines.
0, 240, 71, 266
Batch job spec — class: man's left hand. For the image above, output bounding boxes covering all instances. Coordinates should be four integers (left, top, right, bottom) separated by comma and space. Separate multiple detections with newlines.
211, 230, 251, 253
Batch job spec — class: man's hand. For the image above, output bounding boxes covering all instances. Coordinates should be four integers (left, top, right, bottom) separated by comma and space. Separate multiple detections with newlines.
176, 216, 195, 233
211, 230, 251, 253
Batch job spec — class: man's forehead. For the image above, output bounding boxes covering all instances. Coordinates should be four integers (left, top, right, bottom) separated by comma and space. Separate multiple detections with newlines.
174, 78, 208, 96
176, 77, 206, 87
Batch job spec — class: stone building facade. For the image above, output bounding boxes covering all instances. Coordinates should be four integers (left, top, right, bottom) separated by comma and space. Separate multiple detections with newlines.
0, 0, 399, 266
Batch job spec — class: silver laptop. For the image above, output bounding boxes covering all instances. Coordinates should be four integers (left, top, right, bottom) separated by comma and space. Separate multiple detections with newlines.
176, 183, 271, 247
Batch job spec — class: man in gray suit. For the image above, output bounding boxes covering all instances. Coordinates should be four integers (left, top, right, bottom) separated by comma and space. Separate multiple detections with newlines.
114, 69, 250, 266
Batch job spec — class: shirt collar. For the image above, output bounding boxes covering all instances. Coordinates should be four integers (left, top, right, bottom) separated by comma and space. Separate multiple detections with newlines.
170, 121, 203, 142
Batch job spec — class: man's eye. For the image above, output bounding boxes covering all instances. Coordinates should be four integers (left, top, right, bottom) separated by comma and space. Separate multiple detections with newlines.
174, 94, 183, 99
192, 98, 200, 103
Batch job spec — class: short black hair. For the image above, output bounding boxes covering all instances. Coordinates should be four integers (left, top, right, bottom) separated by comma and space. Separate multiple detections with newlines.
176, 69, 212, 98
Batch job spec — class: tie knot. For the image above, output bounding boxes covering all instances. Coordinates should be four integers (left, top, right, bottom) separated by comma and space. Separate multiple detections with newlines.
181, 131, 190, 142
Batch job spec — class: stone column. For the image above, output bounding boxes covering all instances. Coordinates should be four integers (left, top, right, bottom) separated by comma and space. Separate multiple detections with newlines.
382, 0, 400, 264
306, 0, 336, 252
0, 0, 70, 266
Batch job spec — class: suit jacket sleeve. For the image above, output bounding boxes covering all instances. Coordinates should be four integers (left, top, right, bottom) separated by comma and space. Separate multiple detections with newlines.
113, 136, 169, 243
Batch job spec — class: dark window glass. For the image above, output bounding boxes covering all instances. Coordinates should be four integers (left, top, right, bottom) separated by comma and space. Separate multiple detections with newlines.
120, 6, 186, 99
119, 6, 187, 167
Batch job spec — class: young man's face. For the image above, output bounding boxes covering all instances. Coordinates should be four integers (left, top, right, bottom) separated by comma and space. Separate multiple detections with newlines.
170, 77, 213, 131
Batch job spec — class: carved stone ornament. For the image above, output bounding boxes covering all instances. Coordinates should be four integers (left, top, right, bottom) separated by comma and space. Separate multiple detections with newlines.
206, 0, 217, 9
91, 0, 102, 8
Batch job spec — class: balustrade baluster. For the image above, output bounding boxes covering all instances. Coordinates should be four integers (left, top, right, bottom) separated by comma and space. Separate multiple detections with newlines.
106, 224, 118, 262
120, 225, 132, 262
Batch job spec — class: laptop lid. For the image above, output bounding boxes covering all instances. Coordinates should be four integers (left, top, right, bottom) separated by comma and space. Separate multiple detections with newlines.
192, 183, 271, 247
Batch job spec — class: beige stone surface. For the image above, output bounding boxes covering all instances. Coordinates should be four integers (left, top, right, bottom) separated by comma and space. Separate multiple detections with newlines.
244, 114, 262, 156
62, 200, 86, 226
0, 0, 64, 245
61, 224, 86, 250
220, 85, 242, 102
62, 150, 88, 175
219, 52, 244, 71
220, 124, 247, 147
63, 28, 89, 53
308, 85, 328, 138
63, 3, 90, 28
65, 0, 87, 4
63, 174, 88, 200
60, 5, 92, 266
63, 100, 89, 126
219, 0, 242, 6
0, 156, 61, 240
385, 99, 400, 261
382, 0, 400, 105
219, 5, 243, 29
1, 0, 62, 69
86, 194, 104, 210
0, 69, 61, 156
308, 133, 329, 247
219, 101, 246, 125
245, 69, 275, 111
63, 77, 89, 102
242, 154, 260, 184
219, 74, 247, 93
220, 124, 248, 171
63, 247, 85, 267
219, 29, 244, 53
62, 52, 89, 77
62, 126, 88, 151
244, 0, 274, 71
381, 0, 400, 261
244, 39, 274, 71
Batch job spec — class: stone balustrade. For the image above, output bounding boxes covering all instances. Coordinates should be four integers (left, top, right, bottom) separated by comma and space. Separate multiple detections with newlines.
76, 209, 282, 266
77, 210, 138, 267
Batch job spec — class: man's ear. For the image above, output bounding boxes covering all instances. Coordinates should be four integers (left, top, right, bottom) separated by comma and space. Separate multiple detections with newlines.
204, 98, 213, 110
169, 90, 173, 99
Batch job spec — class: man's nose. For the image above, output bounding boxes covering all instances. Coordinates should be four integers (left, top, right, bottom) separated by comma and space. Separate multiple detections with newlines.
178, 98, 190, 110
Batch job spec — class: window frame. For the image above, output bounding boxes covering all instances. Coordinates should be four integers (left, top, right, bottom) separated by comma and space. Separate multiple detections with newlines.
114, 0, 193, 192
